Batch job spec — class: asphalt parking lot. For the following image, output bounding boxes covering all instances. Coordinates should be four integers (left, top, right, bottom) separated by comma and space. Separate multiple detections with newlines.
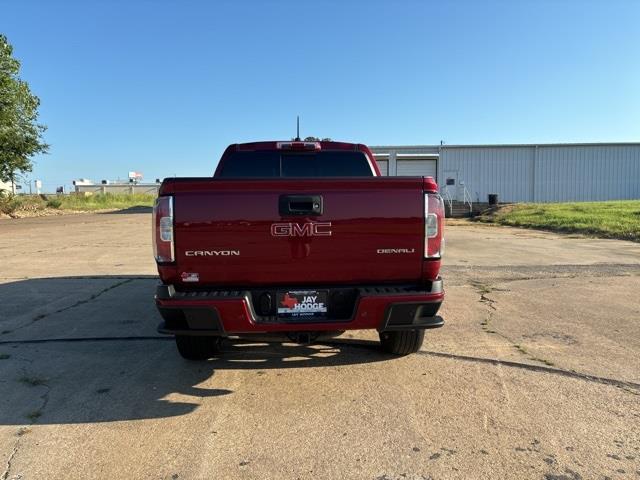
1, 212, 639, 480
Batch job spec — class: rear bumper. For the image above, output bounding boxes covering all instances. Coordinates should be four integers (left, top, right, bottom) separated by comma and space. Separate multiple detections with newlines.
155, 279, 444, 336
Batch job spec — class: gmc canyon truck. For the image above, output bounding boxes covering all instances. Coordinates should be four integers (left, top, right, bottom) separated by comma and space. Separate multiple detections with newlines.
153, 140, 445, 359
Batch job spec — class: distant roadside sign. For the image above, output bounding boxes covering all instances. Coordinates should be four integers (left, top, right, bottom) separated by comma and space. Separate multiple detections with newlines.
128, 171, 143, 181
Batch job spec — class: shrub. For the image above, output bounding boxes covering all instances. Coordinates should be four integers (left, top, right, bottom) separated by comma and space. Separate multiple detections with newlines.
46, 197, 62, 209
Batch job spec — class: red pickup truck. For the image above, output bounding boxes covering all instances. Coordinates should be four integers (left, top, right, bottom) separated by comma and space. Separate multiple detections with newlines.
153, 140, 445, 359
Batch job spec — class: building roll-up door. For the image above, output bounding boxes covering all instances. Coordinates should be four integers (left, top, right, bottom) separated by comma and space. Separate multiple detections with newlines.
396, 159, 437, 178
375, 160, 388, 175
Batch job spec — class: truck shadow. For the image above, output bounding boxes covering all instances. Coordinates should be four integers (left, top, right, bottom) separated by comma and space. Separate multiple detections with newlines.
0, 276, 390, 425
209, 336, 386, 369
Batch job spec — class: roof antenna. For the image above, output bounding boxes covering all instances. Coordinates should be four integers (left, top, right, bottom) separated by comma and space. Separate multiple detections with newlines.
295, 115, 301, 141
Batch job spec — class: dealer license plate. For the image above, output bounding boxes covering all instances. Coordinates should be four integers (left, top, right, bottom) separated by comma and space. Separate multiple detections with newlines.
277, 290, 328, 320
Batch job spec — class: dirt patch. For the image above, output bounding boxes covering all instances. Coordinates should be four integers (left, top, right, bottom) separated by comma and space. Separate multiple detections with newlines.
473, 204, 517, 223
0, 207, 117, 219
445, 218, 475, 226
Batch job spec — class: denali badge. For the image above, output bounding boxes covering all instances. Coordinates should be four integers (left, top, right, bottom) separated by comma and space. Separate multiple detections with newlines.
185, 250, 240, 256
271, 222, 332, 237
377, 248, 416, 254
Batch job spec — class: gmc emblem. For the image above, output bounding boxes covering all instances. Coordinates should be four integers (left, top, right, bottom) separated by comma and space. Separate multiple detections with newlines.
271, 222, 332, 237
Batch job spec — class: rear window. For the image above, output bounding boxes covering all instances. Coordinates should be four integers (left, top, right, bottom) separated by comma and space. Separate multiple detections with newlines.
217, 151, 374, 178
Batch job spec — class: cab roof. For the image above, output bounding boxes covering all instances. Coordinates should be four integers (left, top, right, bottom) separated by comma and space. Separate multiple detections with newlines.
230, 141, 365, 151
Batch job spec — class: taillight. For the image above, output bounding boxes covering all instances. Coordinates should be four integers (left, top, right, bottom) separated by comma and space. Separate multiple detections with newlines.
153, 196, 174, 263
425, 193, 445, 259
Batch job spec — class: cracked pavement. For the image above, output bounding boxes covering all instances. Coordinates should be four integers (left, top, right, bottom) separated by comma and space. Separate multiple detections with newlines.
1, 213, 640, 479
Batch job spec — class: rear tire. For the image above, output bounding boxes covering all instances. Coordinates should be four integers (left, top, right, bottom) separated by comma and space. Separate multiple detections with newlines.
175, 335, 221, 360
379, 330, 425, 355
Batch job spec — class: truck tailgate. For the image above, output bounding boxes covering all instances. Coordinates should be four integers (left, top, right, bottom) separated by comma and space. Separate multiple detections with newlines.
166, 178, 424, 286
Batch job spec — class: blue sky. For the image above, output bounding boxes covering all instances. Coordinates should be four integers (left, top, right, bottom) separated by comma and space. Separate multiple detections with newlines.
2, 0, 639, 191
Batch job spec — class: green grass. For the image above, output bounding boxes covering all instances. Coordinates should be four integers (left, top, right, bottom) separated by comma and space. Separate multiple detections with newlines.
0, 193, 155, 216
52, 193, 155, 211
25, 410, 42, 421
479, 200, 640, 242
18, 375, 47, 387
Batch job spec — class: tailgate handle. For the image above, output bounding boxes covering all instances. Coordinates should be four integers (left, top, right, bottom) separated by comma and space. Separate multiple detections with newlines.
279, 195, 323, 216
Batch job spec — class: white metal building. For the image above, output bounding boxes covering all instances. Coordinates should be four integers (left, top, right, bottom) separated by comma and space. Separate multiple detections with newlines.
0, 180, 16, 195
371, 142, 640, 203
